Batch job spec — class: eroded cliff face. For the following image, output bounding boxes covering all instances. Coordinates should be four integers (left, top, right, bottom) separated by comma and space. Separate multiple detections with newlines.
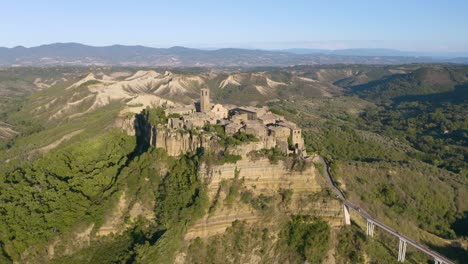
152, 127, 220, 156
185, 158, 343, 240
114, 115, 138, 136
148, 126, 280, 157
200, 158, 322, 197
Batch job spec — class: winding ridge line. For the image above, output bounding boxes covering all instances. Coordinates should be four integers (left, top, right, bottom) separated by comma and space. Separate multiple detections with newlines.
317, 156, 455, 264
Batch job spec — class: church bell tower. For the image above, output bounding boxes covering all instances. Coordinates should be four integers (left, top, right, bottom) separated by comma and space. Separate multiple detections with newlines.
200, 88, 210, 112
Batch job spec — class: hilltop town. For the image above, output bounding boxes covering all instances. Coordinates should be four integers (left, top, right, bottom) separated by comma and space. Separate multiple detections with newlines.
154, 88, 306, 156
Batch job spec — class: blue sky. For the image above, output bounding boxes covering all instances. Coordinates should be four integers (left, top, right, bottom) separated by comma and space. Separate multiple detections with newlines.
1, 0, 468, 52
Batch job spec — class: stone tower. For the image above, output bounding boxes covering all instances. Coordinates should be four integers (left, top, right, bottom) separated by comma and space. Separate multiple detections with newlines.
200, 88, 210, 112
291, 128, 304, 150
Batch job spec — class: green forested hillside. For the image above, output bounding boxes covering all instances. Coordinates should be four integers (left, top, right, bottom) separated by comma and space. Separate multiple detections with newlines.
360, 96, 467, 174
348, 66, 468, 175
0, 131, 134, 260
351, 66, 467, 102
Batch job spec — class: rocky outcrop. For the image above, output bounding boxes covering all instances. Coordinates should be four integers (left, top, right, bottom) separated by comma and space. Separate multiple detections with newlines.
199, 158, 322, 197
227, 140, 276, 157
185, 158, 343, 240
185, 199, 343, 240
185, 205, 261, 240
149, 127, 279, 157
114, 115, 138, 136
151, 127, 221, 156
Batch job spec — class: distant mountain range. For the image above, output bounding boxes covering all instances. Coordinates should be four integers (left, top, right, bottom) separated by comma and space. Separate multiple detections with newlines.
0, 43, 467, 67
280, 48, 468, 58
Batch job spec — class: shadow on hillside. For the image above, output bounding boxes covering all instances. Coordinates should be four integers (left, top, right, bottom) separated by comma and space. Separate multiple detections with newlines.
424, 239, 468, 264
451, 211, 468, 237
102, 113, 152, 194
394, 83, 468, 104
347, 73, 408, 95
132, 112, 151, 157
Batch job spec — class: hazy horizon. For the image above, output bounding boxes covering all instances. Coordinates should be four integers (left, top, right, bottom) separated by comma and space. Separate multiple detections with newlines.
2, 0, 468, 53
2, 42, 468, 58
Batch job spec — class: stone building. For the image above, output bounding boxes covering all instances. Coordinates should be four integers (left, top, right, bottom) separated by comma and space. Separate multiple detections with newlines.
243, 120, 268, 138
268, 125, 290, 139
225, 123, 243, 135
211, 103, 228, 119
230, 106, 267, 120
231, 112, 248, 124
276, 120, 304, 150
183, 112, 216, 129
258, 113, 284, 125
165, 105, 195, 116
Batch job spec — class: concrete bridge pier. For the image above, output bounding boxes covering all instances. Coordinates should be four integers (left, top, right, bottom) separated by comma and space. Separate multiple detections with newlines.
366, 220, 375, 237
398, 238, 407, 262
343, 205, 351, 225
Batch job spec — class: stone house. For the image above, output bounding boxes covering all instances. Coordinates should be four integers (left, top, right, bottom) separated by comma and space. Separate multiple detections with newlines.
231, 113, 248, 124
276, 121, 305, 150
268, 125, 291, 140
225, 122, 243, 135
165, 105, 195, 116
183, 112, 216, 129
257, 113, 284, 125
211, 103, 228, 119
230, 106, 267, 120
261, 135, 277, 150
243, 120, 268, 138
244, 125, 268, 138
